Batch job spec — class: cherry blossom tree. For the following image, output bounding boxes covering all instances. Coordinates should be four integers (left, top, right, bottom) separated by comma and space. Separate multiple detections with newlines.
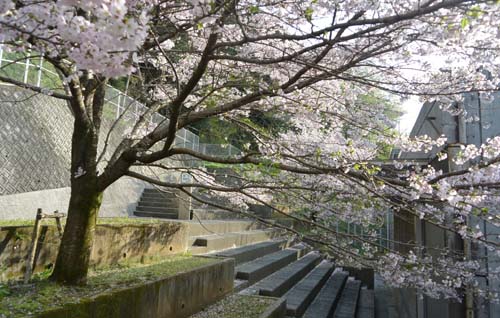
0, 0, 500, 299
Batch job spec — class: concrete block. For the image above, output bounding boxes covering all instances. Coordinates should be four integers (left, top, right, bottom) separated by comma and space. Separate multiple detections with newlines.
356, 289, 375, 318
257, 252, 322, 297
303, 271, 348, 318
333, 279, 362, 318
285, 260, 334, 317
216, 240, 286, 265
236, 249, 298, 284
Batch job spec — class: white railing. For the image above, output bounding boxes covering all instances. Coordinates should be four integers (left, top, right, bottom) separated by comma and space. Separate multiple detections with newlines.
0, 46, 199, 152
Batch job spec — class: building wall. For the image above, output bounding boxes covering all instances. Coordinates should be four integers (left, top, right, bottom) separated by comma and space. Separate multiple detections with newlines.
397, 92, 500, 318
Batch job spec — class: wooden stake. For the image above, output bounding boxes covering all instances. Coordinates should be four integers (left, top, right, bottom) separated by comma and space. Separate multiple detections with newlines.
24, 208, 42, 284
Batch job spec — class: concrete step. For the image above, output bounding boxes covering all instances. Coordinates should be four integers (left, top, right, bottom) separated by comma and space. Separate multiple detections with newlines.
133, 211, 178, 219
137, 201, 179, 208
141, 192, 177, 200
256, 252, 322, 297
135, 206, 178, 214
284, 260, 335, 317
356, 289, 375, 318
215, 240, 287, 265
193, 229, 279, 251
302, 271, 348, 318
333, 279, 362, 318
143, 188, 177, 194
192, 209, 248, 220
235, 248, 299, 284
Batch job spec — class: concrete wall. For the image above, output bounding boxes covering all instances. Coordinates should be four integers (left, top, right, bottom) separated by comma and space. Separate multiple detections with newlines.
0, 177, 146, 220
37, 257, 234, 318
0, 222, 188, 281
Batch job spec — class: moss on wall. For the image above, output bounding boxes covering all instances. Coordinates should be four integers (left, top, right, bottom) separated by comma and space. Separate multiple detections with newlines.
0, 221, 188, 281
0, 256, 232, 318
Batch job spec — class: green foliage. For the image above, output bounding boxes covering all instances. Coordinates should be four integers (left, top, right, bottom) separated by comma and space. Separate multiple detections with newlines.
304, 7, 314, 21
0, 285, 10, 299
193, 109, 298, 151
248, 5, 259, 14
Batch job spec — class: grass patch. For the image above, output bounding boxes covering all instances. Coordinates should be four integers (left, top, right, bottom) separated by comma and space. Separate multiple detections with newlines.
0, 217, 171, 228
190, 294, 275, 318
0, 255, 216, 318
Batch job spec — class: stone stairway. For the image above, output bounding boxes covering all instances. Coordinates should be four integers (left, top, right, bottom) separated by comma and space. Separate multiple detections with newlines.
133, 188, 179, 219
192, 241, 375, 318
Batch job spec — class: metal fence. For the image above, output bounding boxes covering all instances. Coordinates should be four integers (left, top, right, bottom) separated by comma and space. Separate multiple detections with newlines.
0, 46, 199, 152
198, 144, 242, 157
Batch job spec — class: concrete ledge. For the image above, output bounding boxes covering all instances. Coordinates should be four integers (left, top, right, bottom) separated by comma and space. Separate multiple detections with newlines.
37, 257, 234, 318
259, 297, 286, 318
216, 240, 286, 265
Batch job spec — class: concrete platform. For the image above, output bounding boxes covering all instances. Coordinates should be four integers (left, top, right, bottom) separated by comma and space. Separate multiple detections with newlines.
133, 211, 178, 219
137, 201, 178, 208
215, 240, 287, 265
193, 229, 280, 252
184, 220, 264, 237
303, 271, 348, 318
235, 249, 299, 284
333, 279, 362, 318
284, 260, 334, 317
136, 206, 178, 214
256, 252, 322, 297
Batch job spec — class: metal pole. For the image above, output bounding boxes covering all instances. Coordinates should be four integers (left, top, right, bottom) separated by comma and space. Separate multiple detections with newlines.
0, 46, 4, 68
23, 55, 30, 83
36, 56, 43, 87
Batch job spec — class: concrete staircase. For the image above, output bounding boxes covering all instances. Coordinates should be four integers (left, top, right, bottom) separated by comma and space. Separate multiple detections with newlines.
133, 188, 179, 219
193, 241, 375, 318
134, 188, 250, 220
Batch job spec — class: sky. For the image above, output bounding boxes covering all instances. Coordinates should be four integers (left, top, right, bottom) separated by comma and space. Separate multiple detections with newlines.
398, 96, 422, 135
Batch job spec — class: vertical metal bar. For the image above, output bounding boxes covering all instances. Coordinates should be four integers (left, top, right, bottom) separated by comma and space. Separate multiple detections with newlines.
36, 56, 43, 87
23, 55, 30, 83
115, 90, 120, 119
387, 212, 390, 248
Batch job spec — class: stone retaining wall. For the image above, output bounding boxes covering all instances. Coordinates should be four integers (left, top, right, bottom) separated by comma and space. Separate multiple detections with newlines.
37, 257, 234, 318
0, 222, 188, 281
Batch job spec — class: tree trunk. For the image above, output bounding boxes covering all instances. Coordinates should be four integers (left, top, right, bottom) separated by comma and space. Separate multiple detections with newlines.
50, 177, 103, 284
50, 79, 105, 284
